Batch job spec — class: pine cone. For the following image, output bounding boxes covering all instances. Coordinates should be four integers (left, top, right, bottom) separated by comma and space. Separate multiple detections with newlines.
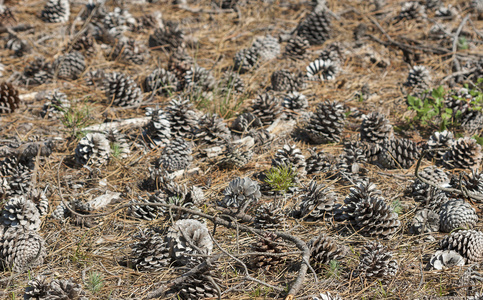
313, 292, 342, 300
250, 129, 273, 151
297, 10, 331, 45
53, 51, 85, 80
219, 70, 245, 95
305, 101, 346, 144
378, 138, 421, 169
443, 137, 482, 170
252, 35, 280, 61
130, 228, 171, 271
439, 199, 478, 232
105, 128, 130, 159
410, 208, 440, 234
0, 196, 41, 231
45, 278, 88, 299
342, 181, 400, 238
283, 92, 308, 120
356, 241, 398, 279
67, 30, 95, 56
360, 112, 393, 144
185, 65, 215, 92
168, 48, 193, 90
109, 39, 146, 65
149, 23, 185, 51
404, 65, 431, 89
298, 181, 337, 221
104, 72, 143, 107
251, 232, 287, 270
254, 201, 287, 229
0, 156, 33, 198
6, 34, 30, 57
18, 57, 53, 86
308, 234, 347, 269
233, 47, 259, 74
166, 98, 198, 139
129, 192, 177, 221
0, 82, 20, 113
220, 177, 261, 208
429, 250, 465, 270
195, 114, 231, 145
166, 219, 213, 266
103, 7, 136, 32
319, 42, 345, 63
417, 166, 450, 187
270, 70, 306, 92
213, 0, 238, 8
24, 276, 89, 300
251, 92, 283, 126
74, 133, 111, 167
425, 130, 454, 163
39, 90, 70, 119
396, 1, 426, 21
158, 138, 193, 172
0, 227, 46, 272
230, 112, 262, 135
284, 36, 310, 61
453, 170, 483, 200
28, 188, 49, 217
143, 108, 172, 147
217, 147, 253, 169
271, 144, 306, 177
306, 59, 340, 81
305, 148, 335, 174
41, 0, 70, 23
144, 68, 178, 95
177, 272, 221, 300
439, 229, 483, 263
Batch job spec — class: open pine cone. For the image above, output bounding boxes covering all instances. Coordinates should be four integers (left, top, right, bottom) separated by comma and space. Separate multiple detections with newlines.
166, 219, 213, 266
251, 232, 288, 271
439, 229, 483, 264
356, 241, 398, 280
0, 196, 41, 231
0, 226, 46, 272
74, 133, 111, 167
308, 233, 347, 270
220, 177, 261, 209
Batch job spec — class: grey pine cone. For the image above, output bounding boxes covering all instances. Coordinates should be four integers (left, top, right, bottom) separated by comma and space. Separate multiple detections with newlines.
442, 137, 482, 170
104, 72, 143, 107
356, 241, 398, 279
429, 250, 465, 270
166, 219, 213, 266
0, 196, 41, 231
142, 108, 172, 147
439, 199, 478, 233
298, 181, 337, 221
220, 177, 261, 208
378, 138, 421, 169
308, 234, 347, 270
439, 229, 483, 264
360, 112, 393, 144
0, 226, 46, 272
271, 144, 306, 177
305, 101, 345, 144
74, 133, 111, 167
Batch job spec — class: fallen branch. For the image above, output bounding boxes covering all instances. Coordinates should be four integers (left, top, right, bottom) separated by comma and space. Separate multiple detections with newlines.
82, 117, 151, 132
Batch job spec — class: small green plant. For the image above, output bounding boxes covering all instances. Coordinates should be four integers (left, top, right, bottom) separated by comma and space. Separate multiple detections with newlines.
61, 104, 92, 140
86, 271, 104, 294
110, 143, 122, 158
457, 36, 469, 50
407, 85, 483, 131
326, 259, 342, 279
264, 164, 296, 193
391, 199, 402, 215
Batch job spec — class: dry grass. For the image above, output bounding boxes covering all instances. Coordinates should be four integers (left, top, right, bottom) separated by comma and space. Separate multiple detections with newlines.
0, 0, 482, 299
